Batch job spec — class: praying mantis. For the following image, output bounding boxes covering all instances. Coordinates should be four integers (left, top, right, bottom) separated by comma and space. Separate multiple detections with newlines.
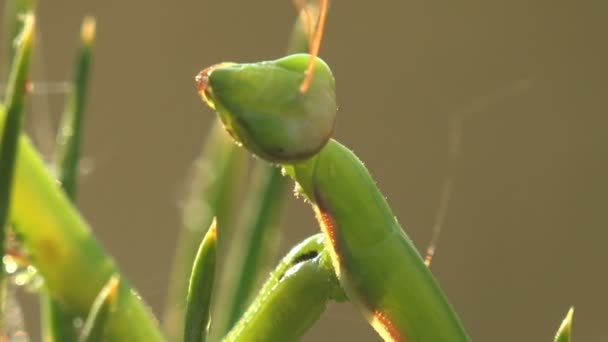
195, 1, 469, 341
0, 1, 578, 341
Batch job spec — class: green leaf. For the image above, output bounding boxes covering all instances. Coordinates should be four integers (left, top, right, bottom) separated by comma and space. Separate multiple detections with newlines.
78, 276, 119, 342
215, 163, 289, 336
42, 16, 96, 342
554, 307, 574, 342
54, 16, 95, 198
0, 56, 164, 342
1, 0, 36, 77
0, 12, 34, 242
162, 121, 244, 340
41, 295, 79, 342
0, 13, 34, 330
286, 1, 320, 55
184, 219, 218, 342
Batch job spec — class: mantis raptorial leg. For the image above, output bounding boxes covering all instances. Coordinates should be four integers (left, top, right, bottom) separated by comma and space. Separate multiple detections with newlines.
224, 234, 344, 341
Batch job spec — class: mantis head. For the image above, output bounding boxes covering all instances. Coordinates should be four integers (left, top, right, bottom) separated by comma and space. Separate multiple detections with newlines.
196, 53, 336, 163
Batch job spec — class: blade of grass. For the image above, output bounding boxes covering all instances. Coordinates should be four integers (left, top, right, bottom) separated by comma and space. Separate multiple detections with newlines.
77, 276, 119, 342
54, 16, 95, 198
554, 307, 574, 342
0, 28, 164, 339
184, 219, 217, 342
162, 120, 244, 340
1, 0, 36, 78
41, 16, 96, 342
0, 12, 34, 332
214, 163, 288, 336
0, 102, 165, 340
286, 1, 320, 56
41, 297, 77, 342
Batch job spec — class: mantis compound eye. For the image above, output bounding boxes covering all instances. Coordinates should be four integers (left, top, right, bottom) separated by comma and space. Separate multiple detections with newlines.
196, 54, 337, 163
196, 62, 234, 110
194, 72, 209, 100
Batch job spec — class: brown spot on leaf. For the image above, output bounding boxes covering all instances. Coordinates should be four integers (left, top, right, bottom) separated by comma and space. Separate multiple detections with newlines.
36, 238, 61, 265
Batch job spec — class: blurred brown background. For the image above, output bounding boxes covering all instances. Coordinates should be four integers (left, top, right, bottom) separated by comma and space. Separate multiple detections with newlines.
3, 0, 607, 341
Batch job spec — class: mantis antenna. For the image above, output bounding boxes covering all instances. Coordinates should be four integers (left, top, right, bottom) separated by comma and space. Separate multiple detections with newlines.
296, 0, 328, 94
423, 79, 533, 267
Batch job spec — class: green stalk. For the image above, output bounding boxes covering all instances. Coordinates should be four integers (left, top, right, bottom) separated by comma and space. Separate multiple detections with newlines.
0, 12, 34, 332
554, 307, 574, 342
0, 39, 164, 342
42, 16, 96, 342
1, 0, 36, 77
78, 276, 119, 342
163, 120, 244, 340
184, 219, 217, 342
214, 162, 288, 336
54, 16, 95, 198
224, 234, 344, 341
41, 298, 78, 342
0, 110, 163, 341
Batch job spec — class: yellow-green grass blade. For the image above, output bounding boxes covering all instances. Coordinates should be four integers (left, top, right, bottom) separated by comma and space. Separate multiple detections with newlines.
184, 219, 217, 342
1, 0, 36, 78
0, 12, 34, 331
77, 276, 119, 342
0, 68, 163, 342
163, 120, 244, 340
554, 307, 574, 342
214, 162, 288, 337
42, 16, 96, 342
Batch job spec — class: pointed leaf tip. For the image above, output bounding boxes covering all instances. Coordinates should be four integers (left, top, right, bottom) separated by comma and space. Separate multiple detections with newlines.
81, 16, 96, 45
207, 217, 217, 241
184, 219, 218, 342
78, 275, 120, 342
0, 11, 35, 240
554, 306, 574, 342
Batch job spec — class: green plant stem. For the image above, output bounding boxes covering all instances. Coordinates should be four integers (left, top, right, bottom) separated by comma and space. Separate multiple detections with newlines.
554, 307, 574, 342
54, 16, 95, 198
184, 219, 217, 342
0, 12, 34, 333
215, 162, 289, 337
225, 234, 344, 341
78, 276, 119, 342
163, 120, 244, 340
42, 16, 96, 342
0, 105, 163, 340
41, 297, 78, 342
1, 0, 36, 78
0, 110, 163, 339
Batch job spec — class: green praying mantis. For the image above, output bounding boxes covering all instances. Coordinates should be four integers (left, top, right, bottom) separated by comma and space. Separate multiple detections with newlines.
0, 1, 577, 341
195, 1, 469, 341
